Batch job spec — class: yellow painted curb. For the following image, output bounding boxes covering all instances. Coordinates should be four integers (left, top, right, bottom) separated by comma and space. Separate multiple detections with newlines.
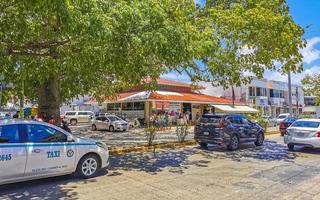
265, 131, 280, 136
109, 140, 197, 155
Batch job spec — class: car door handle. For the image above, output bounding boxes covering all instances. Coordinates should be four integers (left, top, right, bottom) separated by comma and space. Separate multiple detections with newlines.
32, 149, 42, 153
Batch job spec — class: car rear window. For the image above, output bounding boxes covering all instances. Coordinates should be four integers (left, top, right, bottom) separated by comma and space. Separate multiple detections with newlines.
199, 116, 222, 124
291, 121, 320, 128
278, 115, 287, 119
65, 112, 76, 116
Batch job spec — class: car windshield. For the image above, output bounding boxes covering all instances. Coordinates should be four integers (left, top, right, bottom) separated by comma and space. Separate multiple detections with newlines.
278, 115, 287, 119
199, 116, 222, 124
284, 117, 298, 122
107, 116, 118, 121
291, 121, 320, 128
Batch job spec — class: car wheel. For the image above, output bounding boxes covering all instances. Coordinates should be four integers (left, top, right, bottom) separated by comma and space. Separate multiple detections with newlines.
288, 144, 294, 151
228, 134, 240, 151
70, 119, 77, 126
199, 143, 208, 148
255, 132, 264, 146
109, 125, 115, 132
76, 154, 100, 179
92, 124, 97, 131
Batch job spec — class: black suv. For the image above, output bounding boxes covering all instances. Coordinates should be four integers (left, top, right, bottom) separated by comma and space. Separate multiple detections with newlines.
194, 114, 264, 150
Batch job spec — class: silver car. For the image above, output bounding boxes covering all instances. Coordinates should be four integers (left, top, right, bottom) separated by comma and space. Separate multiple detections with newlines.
284, 119, 320, 150
91, 115, 129, 132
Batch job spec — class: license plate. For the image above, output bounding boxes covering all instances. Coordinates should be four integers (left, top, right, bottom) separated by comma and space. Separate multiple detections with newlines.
203, 132, 209, 136
297, 132, 305, 137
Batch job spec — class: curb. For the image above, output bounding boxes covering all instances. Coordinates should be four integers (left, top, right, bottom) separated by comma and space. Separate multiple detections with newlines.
265, 131, 280, 136
109, 140, 197, 155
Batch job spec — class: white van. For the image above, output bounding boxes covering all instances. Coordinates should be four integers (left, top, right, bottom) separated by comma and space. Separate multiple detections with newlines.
63, 111, 94, 125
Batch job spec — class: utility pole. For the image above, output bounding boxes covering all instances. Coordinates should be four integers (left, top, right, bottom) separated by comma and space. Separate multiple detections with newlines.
288, 72, 293, 116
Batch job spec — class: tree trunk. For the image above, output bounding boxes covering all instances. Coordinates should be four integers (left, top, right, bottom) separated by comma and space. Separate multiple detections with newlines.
231, 85, 235, 108
37, 76, 60, 126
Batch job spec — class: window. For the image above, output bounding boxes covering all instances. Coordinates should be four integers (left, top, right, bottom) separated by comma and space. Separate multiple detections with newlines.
291, 121, 320, 128
122, 102, 134, 111
78, 112, 91, 116
0, 125, 20, 143
133, 102, 145, 110
229, 116, 242, 124
107, 116, 118, 122
26, 125, 67, 143
241, 117, 250, 124
65, 112, 76, 116
256, 87, 267, 96
249, 87, 255, 97
199, 116, 222, 124
107, 103, 121, 111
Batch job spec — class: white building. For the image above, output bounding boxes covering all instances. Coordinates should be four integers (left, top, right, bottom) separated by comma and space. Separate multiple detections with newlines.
199, 78, 304, 117
303, 96, 320, 118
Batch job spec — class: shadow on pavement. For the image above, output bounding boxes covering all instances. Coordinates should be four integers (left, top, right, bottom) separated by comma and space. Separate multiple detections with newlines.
108, 148, 208, 175
199, 139, 298, 162
0, 171, 107, 200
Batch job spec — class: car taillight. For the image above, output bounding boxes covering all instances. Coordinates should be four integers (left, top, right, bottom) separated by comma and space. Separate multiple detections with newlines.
314, 131, 320, 137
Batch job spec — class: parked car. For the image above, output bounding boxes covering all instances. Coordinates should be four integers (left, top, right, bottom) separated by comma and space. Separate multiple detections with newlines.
91, 115, 129, 132
194, 114, 264, 151
63, 111, 94, 125
284, 119, 320, 150
262, 115, 277, 127
279, 116, 299, 136
0, 120, 109, 185
276, 113, 290, 125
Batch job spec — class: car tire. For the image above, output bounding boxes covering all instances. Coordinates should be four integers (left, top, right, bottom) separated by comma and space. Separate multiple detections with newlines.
92, 124, 97, 131
109, 125, 115, 132
199, 143, 208, 148
255, 132, 264, 146
70, 119, 77, 126
228, 134, 240, 151
76, 154, 101, 179
288, 144, 294, 151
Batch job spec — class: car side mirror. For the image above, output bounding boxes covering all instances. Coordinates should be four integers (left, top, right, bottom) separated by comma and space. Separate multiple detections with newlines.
67, 135, 74, 142
0, 137, 9, 143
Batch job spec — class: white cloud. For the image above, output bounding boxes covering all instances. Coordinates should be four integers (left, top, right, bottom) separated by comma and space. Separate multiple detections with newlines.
264, 65, 320, 85
300, 37, 320, 64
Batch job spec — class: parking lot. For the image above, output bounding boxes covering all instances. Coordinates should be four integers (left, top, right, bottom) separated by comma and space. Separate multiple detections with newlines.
69, 123, 195, 148
2, 134, 320, 200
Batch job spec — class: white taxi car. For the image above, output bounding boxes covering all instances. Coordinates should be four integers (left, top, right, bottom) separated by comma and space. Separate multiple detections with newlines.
0, 120, 109, 185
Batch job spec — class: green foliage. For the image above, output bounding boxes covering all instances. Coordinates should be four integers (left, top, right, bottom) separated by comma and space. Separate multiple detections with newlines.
0, 0, 200, 104
245, 114, 269, 132
201, 0, 305, 92
0, 0, 305, 111
145, 126, 159, 146
176, 124, 189, 142
301, 73, 320, 106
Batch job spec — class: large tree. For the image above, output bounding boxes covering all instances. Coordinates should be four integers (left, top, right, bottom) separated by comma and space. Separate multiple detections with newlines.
0, 0, 201, 123
201, 0, 305, 105
301, 73, 320, 106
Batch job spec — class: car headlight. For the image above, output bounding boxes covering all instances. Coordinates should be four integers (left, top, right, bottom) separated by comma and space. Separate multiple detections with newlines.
96, 142, 108, 151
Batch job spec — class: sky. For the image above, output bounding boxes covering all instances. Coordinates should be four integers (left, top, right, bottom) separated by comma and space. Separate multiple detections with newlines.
161, 0, 320, 85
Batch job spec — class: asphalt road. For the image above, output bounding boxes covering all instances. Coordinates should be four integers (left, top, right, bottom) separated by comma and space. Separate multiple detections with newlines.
2, 134, 320, 200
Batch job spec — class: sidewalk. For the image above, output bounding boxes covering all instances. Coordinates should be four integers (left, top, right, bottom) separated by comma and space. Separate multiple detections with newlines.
70, 125, 195, 148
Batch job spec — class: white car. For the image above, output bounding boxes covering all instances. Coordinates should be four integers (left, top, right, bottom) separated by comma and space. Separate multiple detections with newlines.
276, 113, 290, 125
284, 119, 320, 150
63, 111, 94, 125
91, 115, 129, 132
0, 120, 109, 185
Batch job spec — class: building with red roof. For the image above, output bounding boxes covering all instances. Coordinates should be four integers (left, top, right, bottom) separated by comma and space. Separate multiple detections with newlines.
86, 78, 258, 122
